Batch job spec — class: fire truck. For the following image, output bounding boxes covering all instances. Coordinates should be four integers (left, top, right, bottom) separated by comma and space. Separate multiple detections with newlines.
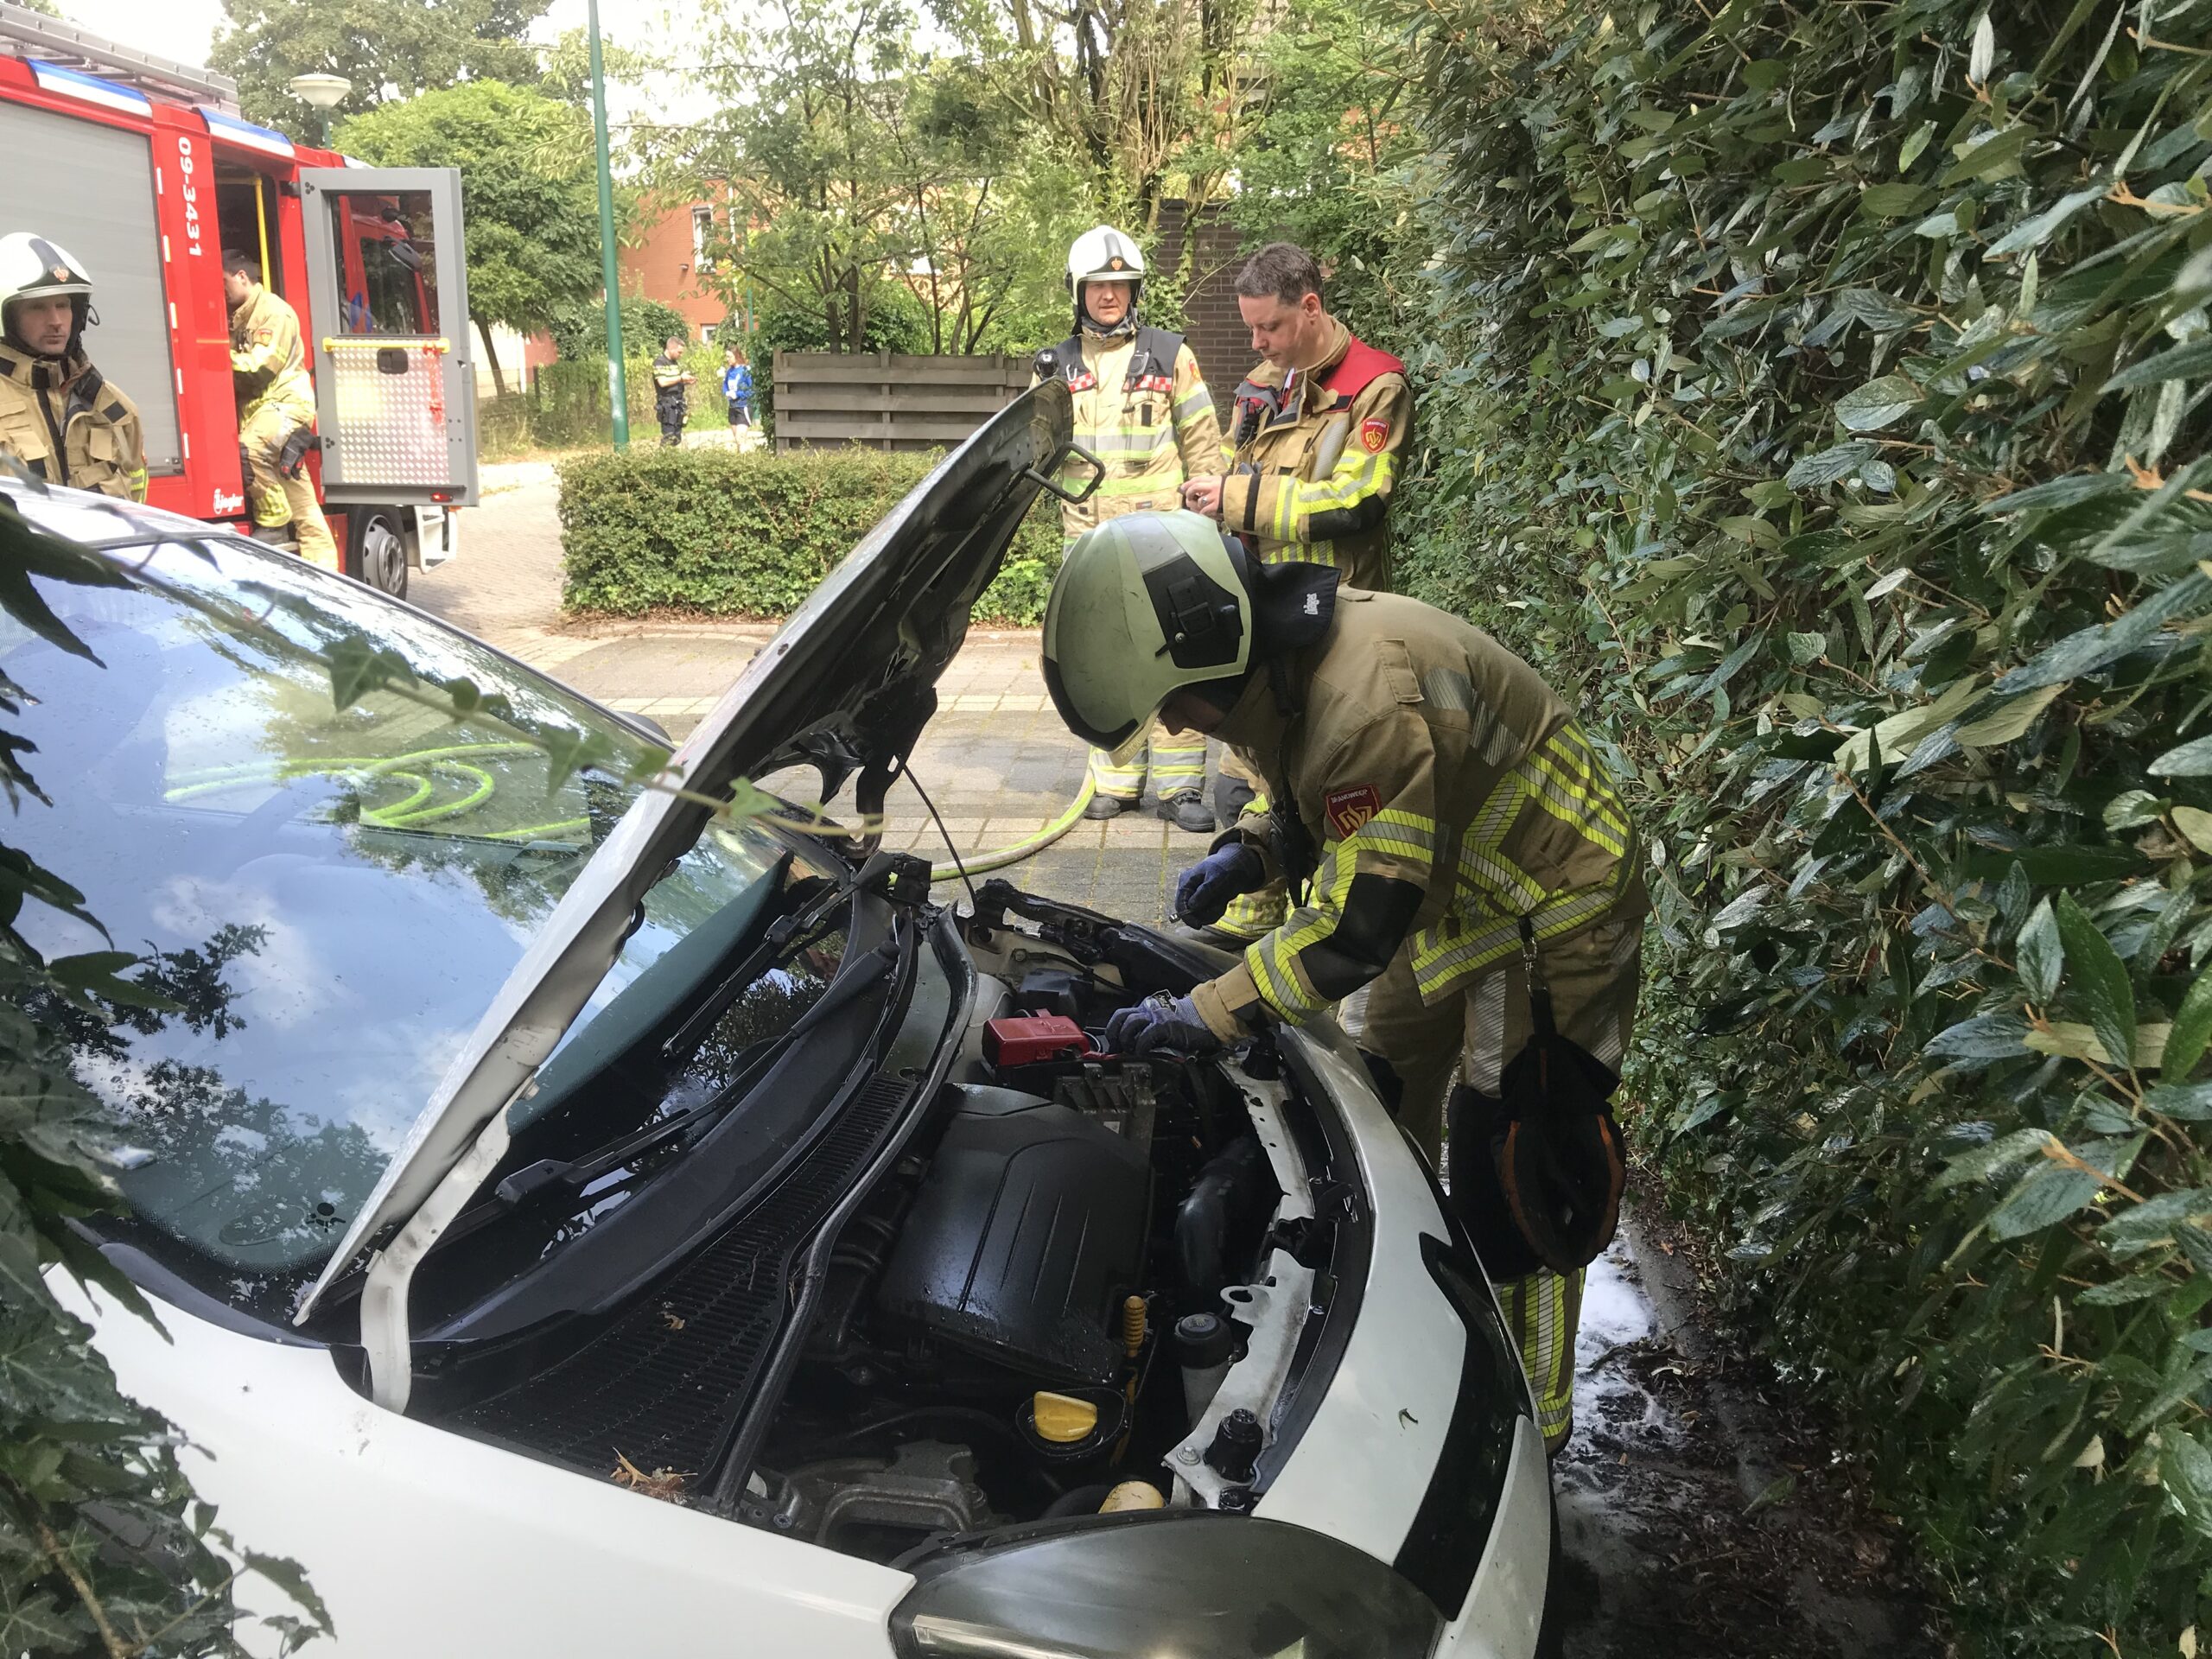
0, 0, 480, 596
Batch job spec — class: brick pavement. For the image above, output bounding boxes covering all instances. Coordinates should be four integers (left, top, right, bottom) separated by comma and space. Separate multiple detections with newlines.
415, 460, 1212, 920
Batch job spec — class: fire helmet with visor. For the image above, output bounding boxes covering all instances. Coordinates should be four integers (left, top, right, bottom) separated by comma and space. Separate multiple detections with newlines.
1041, 510, 1252, 760
0, 233, 94, 358
1064, 226, 1145, 335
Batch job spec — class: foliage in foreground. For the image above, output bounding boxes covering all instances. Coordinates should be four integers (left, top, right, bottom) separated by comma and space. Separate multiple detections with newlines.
557, 444, 1062, 624
1405, 0, 2212, 1648
0, 500, 328, 1655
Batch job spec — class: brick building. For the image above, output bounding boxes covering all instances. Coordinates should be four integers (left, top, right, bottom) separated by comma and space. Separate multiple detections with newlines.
1149, 198, 1257, 404
621, 194, 745, 337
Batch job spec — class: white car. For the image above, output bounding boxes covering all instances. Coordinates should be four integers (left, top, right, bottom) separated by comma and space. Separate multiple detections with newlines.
14, 385, 1558, 1656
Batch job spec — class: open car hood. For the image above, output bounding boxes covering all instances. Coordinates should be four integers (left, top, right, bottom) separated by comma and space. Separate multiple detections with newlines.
296, 384, 1075, 1325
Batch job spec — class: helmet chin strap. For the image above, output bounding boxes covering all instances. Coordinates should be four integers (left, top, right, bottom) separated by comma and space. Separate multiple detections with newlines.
1077, 284, 1141, 340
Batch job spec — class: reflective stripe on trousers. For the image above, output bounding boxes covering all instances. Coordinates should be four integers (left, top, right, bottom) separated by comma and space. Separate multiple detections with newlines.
1089, 720, 1207, 801
1501, 1267, 1583, 1453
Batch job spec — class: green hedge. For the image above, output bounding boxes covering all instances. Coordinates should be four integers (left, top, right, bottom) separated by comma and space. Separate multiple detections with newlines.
1408, 0, 2212, 1649
558, 444, 1063, 624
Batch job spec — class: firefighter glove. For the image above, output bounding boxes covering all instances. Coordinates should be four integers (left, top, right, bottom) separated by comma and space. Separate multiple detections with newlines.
1174, 843, 1266, 928
1105, 993, 1220, 1058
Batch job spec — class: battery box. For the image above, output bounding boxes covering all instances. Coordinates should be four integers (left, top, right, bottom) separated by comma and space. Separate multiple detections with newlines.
984, 1014, 1094, 1068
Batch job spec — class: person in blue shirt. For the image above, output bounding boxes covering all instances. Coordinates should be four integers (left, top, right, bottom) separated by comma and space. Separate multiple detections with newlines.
722, 346, 754, 437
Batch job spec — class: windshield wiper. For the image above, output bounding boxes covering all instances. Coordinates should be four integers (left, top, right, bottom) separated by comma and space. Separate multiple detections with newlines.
487, 933, 902, 1213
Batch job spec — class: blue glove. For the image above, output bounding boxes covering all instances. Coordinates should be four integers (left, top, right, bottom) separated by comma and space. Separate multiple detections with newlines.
1173, 844, 1267, 928
1105, 992, 1221, 1057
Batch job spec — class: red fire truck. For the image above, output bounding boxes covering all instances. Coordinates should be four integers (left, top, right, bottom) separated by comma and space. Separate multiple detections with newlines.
0, 0, 480, 596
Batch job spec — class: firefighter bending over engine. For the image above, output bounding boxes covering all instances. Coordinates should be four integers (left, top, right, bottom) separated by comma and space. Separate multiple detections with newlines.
223, 249, 337, 572
1044, 512, 1644, 1453
0, 233, 146, 500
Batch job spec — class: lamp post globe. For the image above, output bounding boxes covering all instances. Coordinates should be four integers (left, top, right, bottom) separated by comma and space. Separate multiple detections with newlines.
287, 73, 352, 143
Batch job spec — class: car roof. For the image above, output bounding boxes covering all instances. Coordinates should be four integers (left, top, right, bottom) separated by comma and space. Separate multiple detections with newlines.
1, 475, 242, 551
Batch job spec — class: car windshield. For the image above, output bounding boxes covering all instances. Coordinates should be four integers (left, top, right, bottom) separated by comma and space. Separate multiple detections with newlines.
4, 534, 836, 1314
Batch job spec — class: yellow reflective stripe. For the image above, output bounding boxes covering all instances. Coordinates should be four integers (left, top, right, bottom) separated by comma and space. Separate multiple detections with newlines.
1258, 541, 1338, 568
1090, 473, 1179, 496
1409, 881, 1621, 997
1173, 386, 1215, 426
1340, 808, 1437, 868
1089, 749, 1145, 798
1519, 751, 1629, 859
1277, 451, 1397, 545
1247, 934, 1315, 1019
1293, 449, 1391, 514
1081, 426, 1178, 454
1526, 728, 1631, 848
1249, 847, 1359, 1021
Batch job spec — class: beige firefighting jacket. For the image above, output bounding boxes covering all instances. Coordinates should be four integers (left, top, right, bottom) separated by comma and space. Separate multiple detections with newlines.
0, 341, 146, 500
1034, 327, 1225, 539
230, 285, 315, 418
1219, 319, 1410, 594
1189, 588, 1646, 1039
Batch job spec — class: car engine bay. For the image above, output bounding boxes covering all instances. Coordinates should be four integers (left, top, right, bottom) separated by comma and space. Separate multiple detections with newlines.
731, 881, 1365, 1563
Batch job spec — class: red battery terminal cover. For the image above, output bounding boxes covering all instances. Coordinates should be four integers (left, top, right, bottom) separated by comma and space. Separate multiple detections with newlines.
984, 1014, 1095, 1067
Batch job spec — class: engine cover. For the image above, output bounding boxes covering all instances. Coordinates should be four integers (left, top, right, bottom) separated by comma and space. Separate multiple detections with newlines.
876, 1086, 1149, 1385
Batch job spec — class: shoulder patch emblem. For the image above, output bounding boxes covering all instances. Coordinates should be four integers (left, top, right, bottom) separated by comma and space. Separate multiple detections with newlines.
1325, 784, 1382, 841
1359, 416, 1389, 453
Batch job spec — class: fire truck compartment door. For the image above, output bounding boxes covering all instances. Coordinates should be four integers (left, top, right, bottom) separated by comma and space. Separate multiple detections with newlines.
298, 167, 478, 507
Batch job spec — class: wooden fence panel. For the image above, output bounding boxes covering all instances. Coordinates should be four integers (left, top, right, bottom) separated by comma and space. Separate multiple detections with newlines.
773, 350, 1033, 453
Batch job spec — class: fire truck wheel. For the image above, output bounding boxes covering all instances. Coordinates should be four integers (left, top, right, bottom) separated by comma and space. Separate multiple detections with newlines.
353, 511, 410, 601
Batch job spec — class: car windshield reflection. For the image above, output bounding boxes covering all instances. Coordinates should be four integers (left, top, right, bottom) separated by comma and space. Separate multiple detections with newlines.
4, 537, 824, 1316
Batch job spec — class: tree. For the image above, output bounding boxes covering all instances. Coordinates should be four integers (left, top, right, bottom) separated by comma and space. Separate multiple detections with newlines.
211, 0, 550, 134
335, 82, 605, 396
1226, 0, 1422, 340
650, 0, 922, 353
926, 0, 1262, 234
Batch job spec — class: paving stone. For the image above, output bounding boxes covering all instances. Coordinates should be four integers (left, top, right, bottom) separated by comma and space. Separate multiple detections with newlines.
415, 459, 1207, 928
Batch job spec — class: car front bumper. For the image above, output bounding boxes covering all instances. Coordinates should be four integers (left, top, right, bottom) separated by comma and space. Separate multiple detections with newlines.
1250, 1020, 1554, 1656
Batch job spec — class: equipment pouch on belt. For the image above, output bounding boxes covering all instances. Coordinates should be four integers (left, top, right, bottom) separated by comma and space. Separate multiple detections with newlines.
1451, 917, 1627, 1278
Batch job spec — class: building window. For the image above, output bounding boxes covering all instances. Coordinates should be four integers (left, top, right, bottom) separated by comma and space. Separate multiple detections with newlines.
691, 206, 715, 272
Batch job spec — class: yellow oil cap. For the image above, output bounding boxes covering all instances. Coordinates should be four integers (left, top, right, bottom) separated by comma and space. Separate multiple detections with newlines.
1100, 1481, 1165, 1512
1031, 1390, 1099, 1444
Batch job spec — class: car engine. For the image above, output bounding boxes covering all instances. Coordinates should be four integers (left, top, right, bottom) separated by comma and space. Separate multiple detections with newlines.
737, 883, 1344, 1564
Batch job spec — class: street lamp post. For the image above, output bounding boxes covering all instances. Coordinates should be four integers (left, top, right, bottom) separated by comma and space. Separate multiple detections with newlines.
287, 73, 352, 147
588, 0, 629, 449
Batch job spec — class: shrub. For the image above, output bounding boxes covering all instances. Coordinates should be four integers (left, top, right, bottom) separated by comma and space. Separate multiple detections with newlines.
558, 443, 1062, 623
1408, 0, 2212, 1649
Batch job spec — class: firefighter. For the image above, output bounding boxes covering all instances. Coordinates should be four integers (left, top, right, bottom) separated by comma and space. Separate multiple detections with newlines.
1181, 241, 1416, 941
222, 250, 337, 573
1032, 225, 1226, 833
652, 335, 695, 447
0, 233, 146, 501
1040, 511, 1644, 1453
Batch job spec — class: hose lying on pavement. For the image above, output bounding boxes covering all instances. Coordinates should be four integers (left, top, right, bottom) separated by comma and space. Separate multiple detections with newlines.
930, 772, 1097, 883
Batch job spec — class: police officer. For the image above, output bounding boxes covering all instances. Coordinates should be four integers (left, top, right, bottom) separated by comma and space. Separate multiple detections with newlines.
1033, 226, 1226, 833
223, 250, 338, 571
1040, 512, 1644, 1453
652, 334, 695, 448
1181, 242, 1416, 939
0, 233, 146, 501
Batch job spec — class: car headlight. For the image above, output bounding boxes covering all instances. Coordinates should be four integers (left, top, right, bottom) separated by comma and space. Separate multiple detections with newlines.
890, 1511, 1442, 1658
